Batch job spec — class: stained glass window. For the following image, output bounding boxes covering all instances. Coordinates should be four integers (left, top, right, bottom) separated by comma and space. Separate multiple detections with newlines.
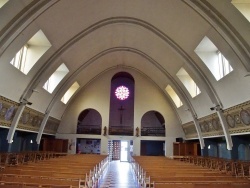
115, 86, 130, 100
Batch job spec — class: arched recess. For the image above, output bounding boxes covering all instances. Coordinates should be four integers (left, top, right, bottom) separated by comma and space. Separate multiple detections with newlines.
77, 108, 102, 135
0, 0, 59, 57
141, 110, 165, 137
34, 47, 203, 148
14, 17, 222, 107
109, 72, 134, 136
10, 14, 225, 148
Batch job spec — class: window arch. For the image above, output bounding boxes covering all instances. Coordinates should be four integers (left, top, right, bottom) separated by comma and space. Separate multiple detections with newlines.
77, 108, 102, 135
141, 110, 165, 136
232, 0, 250, 22
176, 68, 201, 98
109, 72, 134, 136
10, 30, 51, 75
195, 36, 233, 81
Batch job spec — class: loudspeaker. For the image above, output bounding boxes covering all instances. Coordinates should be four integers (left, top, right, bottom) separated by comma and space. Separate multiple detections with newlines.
176, 137, 183, 143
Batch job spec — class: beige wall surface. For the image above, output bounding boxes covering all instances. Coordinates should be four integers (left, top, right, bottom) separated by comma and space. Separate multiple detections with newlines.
57, 68, 184, 156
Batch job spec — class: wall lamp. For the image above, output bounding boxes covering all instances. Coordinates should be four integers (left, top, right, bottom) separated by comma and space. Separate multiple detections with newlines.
26, 101, 33, 105
20, 98, 32, 105
210, 105, 223, 112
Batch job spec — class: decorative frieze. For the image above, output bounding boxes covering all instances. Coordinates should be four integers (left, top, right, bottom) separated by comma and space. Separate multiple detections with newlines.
183, 100, 250, 139
0, 96, 18, 127
0, 96, 60, 134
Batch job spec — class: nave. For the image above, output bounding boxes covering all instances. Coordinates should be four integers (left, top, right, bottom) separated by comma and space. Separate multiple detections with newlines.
99, 161, 138, 188
1, 151, 250, 188
1, 3, 250, 184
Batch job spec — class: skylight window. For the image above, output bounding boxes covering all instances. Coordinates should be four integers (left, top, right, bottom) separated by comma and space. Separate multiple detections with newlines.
195, 36, 233, 81
165, 85, 183, 108
0, 0, 8, 8
176, 68, 201, 98
43, 63, 69, 93
232, 0, 250, 22
10, 45, 28, 72
9, 30, 51, 75
61, 82, 80, 104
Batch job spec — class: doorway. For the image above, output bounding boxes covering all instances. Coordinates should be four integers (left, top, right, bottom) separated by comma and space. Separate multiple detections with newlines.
120, 140, 129, 162
108, 140, 132, 162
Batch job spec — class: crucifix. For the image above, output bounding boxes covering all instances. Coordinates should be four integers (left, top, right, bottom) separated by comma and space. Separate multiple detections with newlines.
118, 105, 125, 124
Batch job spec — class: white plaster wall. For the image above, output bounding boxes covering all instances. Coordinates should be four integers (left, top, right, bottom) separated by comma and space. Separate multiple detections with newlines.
204, 29, 250, 108
1, 0, 250, 146
0, 0, 25, 30
57, 68, 184, 156
56, 133, 177, 157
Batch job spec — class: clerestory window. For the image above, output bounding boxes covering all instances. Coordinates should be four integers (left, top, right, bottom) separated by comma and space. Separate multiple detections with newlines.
10, 45, 28, 72
0, 0, 8, 8
61, 82, 80, 104
165, 85, 183, 108
176, 68, 201, 98
232, 0, 250, 22
195, 36, 233, 81
217, 51, 233, 79
43, 63, 69, 94
9, 30, 51, 75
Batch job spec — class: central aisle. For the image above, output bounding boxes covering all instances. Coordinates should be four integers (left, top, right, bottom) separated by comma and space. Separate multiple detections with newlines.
99, 160, 139, 188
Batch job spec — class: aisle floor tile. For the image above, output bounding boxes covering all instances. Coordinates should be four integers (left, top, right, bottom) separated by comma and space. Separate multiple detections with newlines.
99, 160, 139, 188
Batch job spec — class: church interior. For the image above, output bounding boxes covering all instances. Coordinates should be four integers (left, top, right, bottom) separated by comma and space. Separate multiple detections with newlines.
1, 0, 250, 187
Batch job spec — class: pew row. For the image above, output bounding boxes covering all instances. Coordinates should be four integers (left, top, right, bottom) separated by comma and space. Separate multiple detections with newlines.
131, 156, 250, 188
0, 154, 109, 188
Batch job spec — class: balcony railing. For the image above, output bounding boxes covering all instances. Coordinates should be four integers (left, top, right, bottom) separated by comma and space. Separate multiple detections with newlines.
141, 127, 165, 136
109, 126, 134, 136
77, 125, 101, 135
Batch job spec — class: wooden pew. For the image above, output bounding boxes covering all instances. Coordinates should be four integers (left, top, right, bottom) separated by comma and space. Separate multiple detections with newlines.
0, 151, 68, 167
0, 154, 108, 188
0, 175, 79, 187
154, 183, 250, 188
132, 156, 250, 188
0, 180, 73, 188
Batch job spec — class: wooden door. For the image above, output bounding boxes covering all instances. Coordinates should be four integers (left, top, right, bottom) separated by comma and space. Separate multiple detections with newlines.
112, 140, 121, 160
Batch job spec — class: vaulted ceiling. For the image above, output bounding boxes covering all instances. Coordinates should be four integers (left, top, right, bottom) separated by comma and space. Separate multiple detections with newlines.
1, 0, 250, 146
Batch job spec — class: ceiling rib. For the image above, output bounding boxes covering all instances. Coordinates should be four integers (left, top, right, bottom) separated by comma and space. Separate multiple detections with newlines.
182, 0, 250, 71
38, 47, 204, 148
0, 0, 60, 57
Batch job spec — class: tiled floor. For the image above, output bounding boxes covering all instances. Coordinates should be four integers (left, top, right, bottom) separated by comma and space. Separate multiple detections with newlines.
99, 160, 139, 188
